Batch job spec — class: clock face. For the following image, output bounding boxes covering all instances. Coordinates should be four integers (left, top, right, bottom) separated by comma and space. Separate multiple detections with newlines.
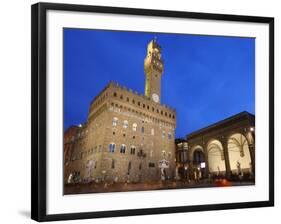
152, 93, 159, 103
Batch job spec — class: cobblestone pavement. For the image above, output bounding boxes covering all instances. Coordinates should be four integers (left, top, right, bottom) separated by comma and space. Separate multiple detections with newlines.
64, 179, 254, 195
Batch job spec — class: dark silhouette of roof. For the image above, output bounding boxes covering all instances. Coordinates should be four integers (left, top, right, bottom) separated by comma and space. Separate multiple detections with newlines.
186, 111, 255, 139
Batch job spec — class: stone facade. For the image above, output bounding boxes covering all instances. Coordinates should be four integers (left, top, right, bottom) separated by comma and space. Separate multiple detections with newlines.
64, 39, 176, 184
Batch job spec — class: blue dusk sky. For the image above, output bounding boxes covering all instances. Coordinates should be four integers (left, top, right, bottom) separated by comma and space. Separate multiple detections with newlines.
64, 28, 255, 138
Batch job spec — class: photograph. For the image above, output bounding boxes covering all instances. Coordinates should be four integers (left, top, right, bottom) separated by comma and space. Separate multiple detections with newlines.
63, 28, 256, 194
0, 0, 277, 223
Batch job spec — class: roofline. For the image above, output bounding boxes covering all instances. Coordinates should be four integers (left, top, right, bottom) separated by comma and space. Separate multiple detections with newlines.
89, 81, 176, 112
186, 111, 255, 139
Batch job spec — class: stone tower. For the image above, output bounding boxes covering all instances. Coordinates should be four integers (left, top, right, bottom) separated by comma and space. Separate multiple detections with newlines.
144, 38, 164, 103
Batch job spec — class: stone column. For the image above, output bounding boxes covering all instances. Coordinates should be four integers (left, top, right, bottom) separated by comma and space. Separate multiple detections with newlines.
202, 143, 209, 178
248, 144, 255, 176
222, 138, 231, 179
187, 146, 192, 180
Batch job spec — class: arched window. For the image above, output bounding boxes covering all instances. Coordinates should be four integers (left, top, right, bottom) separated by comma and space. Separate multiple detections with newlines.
112, 117, 118, 126
123, 120, 128, 129
168, 132, 172, 140
113, 92, 117, 97
108, 143, 115, 153
120, 144, 126, 153
111, 159, 115, 169
132, 123, 137, 131
130, 146, 136, 155
141, 127, 144, 134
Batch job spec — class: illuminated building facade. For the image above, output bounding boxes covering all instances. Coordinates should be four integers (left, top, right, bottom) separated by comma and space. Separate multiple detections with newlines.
64, 39, 176, 184
175, 111, 255, 180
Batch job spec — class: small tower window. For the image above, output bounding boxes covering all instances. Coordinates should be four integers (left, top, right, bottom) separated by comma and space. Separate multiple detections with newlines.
108, 143, 115, 153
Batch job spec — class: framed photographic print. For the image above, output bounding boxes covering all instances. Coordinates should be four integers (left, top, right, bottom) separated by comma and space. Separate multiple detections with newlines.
31, 2, 274, 222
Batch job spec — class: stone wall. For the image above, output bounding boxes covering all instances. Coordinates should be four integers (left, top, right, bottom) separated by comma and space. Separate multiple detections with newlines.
64, 83, 176, 184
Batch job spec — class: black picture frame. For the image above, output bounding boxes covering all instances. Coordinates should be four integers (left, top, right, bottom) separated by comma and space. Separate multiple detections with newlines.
31, 2, 274, 222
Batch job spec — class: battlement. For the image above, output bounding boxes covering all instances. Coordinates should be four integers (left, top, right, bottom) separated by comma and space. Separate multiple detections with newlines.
90, 81, 176, 112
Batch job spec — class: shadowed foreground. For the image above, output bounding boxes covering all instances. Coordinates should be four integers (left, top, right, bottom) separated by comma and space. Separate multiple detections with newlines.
64, 179, 255, 195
